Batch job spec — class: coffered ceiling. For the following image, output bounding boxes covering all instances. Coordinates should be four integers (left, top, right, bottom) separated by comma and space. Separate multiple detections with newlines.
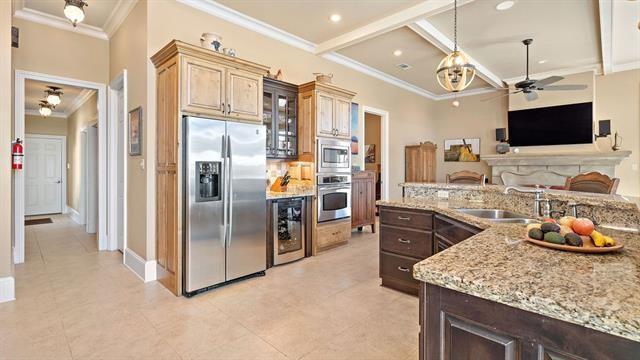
25, 79, 95, 118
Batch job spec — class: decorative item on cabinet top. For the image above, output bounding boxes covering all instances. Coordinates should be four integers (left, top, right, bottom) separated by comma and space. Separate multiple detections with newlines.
313, 73, 333, 84
200, 33, 222, 52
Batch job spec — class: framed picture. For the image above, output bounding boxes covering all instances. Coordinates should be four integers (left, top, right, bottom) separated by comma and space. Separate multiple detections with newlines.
128, 107, 143, 156
365, 144, 376, 163
444, 138, 480, 162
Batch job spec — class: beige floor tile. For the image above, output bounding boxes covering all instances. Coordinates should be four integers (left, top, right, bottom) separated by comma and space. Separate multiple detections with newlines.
3, 215, 419, 359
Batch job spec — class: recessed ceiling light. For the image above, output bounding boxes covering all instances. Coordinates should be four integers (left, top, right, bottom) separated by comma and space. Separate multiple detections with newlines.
329, 14, 341, 22
538, 59, 547, 64
396, 63, 412, 70
495, 1, 514, 11
393, 49, 403, 56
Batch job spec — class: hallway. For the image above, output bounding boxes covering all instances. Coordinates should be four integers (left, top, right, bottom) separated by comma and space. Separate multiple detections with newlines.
1, 219, 418, 359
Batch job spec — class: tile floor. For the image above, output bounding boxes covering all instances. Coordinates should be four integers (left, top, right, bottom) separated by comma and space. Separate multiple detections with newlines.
1, 214, 419, 359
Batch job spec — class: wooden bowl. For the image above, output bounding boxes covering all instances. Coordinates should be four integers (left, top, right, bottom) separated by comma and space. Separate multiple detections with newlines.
524, 233, 624, 254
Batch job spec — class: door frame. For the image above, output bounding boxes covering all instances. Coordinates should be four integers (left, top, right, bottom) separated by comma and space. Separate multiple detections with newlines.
361, 106, 389, 200
80, 124, 99, 233
14, 70, 107, 264
107, 70, 127, 252
24, 134, 67, 216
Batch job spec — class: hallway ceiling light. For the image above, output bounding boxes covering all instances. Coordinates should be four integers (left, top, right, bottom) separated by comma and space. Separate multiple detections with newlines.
39, 101, 54, 117
44, 86, 63, 106
436, 0, 476, 92
495, 1, 515, 11
393, 49, 403, 56
64, 0, 88, 27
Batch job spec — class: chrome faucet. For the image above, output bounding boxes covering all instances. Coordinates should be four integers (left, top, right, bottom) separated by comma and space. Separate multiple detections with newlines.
503, 186, 551, 218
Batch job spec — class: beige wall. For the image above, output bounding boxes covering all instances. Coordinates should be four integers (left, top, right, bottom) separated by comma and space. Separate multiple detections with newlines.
364, 112, 381, 174
109, 0, 148, 258
432, 70, 640, 197
25, 115, 68, 136
66, 93, 98, 211
595, 69, 640, 197
135, 1, 435, 260
431, 94, 508, 182
11, 18, 109, 84
1, 1, 13, 278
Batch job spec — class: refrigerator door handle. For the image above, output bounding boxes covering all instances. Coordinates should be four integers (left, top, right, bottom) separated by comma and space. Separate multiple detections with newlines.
222, 134, 229, 247
226, 134, 233, 247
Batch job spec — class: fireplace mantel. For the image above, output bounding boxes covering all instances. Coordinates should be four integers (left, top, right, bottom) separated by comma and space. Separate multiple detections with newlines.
483, 150, 631, 185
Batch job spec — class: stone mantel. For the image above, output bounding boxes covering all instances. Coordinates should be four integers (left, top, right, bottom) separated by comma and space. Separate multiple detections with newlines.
483, 150, 631, 166
482, 150, 632, 185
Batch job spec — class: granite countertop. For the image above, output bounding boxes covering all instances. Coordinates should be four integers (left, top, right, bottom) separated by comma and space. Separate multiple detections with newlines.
266, 189, 315, 200
377, 197, 640, 343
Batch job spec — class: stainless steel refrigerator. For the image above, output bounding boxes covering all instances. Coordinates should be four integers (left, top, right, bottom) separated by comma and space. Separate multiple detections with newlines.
183, 116, 266, 295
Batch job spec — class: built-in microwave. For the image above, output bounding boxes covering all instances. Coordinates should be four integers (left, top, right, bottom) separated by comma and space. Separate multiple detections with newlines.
317, 138, 350, 173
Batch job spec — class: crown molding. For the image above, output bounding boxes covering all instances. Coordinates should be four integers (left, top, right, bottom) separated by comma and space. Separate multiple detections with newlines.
503, 64, 602, 85
65, 89, 96, 117
103, 0, 138, 38
612, 61, 640, 73
176, 0, 316, 52
13, 7, 108, 40
25, 109, 67, 118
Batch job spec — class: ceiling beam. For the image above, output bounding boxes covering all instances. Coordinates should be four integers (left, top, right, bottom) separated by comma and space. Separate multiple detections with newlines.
314, 0, 475, 55
409, 20, 504, 89
598, 0, 613, 75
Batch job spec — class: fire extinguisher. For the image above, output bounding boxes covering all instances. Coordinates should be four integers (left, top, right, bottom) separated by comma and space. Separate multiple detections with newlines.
12, 138, 24, 170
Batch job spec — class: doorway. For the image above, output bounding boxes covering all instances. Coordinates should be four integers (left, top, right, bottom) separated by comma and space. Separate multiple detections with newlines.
14, 71, 107, 264
108, 70, 127, 253
362, 106, 389, 201
24, 134, 66, 216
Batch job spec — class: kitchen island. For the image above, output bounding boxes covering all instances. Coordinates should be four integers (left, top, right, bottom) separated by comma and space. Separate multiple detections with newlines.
378, 188, 640, 360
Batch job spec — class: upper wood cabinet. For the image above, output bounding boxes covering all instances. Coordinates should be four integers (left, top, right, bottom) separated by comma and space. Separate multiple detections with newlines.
151, 40, 269, 295
264, 78, 298, 159
298, 81, 356, 161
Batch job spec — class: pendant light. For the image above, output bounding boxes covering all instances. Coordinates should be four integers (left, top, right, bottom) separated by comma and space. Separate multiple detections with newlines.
436, 0, 476, 92
45, 86, 63, 106
39, 101, 54, 117
64, 0, 88, 27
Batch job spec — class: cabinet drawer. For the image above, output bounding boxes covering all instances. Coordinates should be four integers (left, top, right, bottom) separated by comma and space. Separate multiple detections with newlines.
380, 251, 420, 289
434, 215, 480, 245
380, 225, 432, 259
380, 208, 433, 230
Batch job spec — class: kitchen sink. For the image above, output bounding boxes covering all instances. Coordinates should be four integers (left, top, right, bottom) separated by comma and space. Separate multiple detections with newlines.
455, 208, 539, 224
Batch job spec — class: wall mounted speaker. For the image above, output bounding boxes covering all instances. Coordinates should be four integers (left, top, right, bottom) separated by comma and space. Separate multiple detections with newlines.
597, 120, 611, 138
495, 128, 507, 142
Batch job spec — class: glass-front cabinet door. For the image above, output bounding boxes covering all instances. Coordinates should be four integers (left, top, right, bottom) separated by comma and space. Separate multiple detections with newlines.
264, 78, 298, 159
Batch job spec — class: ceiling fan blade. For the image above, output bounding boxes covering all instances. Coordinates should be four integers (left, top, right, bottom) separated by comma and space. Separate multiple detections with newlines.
481, 90, 521, 102
532, 75, 564, 87
524, 91, 538, 101
537, 84, 588, 91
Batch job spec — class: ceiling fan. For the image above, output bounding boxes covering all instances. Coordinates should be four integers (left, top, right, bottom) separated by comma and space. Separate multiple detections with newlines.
485, 39, 588, 102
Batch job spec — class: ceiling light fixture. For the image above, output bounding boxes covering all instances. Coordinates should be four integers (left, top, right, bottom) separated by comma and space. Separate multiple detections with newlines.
538, 59, 547, 64
39, 101, 54, 117
452, 100, 460, 107
495, 1, 515, 11
436, 0, 476, 92
329, 14, 341, 22
44, 86, 63, 106
64, 0, 88, 27
393, 49, 403, 56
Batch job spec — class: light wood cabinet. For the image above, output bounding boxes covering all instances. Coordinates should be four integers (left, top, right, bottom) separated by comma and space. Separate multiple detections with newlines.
351, 170, 376, 233
298, 81, 356, 161
226, 68, 262, 122
405, 142, 437, 183
151, 40, 269, 295
181, 56, 225, 118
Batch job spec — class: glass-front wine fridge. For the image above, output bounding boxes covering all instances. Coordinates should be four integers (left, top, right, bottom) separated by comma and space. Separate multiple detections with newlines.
272, 197, 305, 265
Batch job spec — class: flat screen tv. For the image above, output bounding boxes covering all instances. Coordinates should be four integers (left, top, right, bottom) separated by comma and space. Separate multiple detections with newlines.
508, 102, 593, 146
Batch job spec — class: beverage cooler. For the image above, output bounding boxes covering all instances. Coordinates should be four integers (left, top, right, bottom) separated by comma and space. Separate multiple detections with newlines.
271, 197, 306, 265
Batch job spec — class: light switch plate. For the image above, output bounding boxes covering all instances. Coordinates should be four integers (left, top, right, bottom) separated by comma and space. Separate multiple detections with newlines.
437, 190, 449, 199
139, 159, 145, 170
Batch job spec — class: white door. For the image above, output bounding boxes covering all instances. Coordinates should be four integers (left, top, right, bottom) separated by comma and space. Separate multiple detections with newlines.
86, 126, 98, 234
117, 89, 125, 251
25, 136, 64, 215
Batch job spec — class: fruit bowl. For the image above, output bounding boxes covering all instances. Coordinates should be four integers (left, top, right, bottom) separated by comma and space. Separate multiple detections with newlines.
525, 217, 624, 254
524, 234, 624, 253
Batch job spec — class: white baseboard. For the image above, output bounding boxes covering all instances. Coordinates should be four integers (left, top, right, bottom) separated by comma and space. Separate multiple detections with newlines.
67, 206, 82, 224
124, 248, 157, 283
0, 276, 15, 303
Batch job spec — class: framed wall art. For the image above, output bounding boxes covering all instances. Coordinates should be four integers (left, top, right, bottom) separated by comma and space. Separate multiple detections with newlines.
444, 138, 480, 162
128, 106, 143, 156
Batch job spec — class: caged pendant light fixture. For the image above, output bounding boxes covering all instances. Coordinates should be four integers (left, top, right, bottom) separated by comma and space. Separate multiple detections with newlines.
436, 0, 476, 92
